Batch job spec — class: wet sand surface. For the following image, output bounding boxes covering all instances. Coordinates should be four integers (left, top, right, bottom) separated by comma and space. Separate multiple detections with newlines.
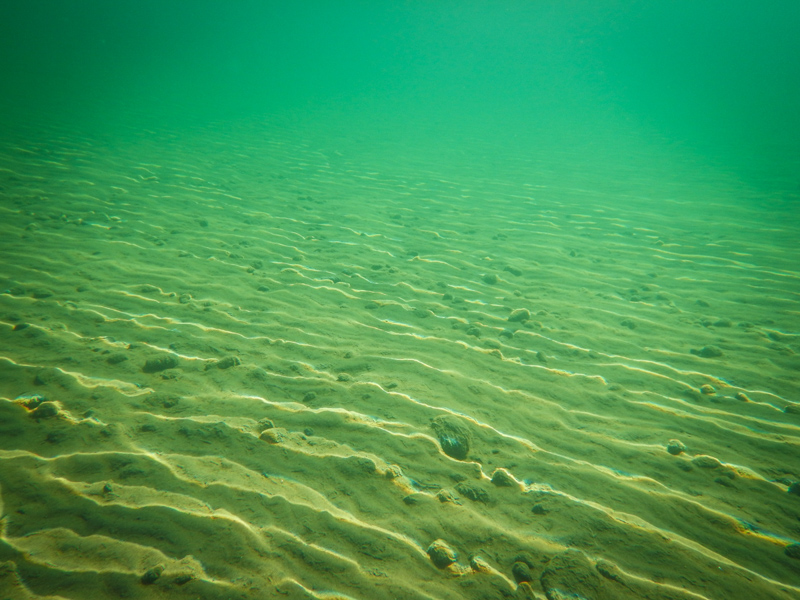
1, 116, 799, 600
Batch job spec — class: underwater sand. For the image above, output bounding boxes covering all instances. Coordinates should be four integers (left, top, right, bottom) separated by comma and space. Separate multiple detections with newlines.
1, 115, 799, 600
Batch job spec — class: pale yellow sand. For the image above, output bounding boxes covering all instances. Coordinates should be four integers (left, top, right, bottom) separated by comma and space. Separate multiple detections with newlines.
1, 116, 799, 600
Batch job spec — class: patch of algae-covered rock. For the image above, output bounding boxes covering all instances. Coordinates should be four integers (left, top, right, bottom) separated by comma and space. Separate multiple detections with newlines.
427, 539, 457, 568
431, 415, 472, 460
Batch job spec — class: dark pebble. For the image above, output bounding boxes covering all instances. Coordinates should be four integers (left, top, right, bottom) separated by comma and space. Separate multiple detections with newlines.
141, 565, 164, 584
690, 345, 723, 358
455, 482, 490, 503
432, 416, 471, 460
508, 308, 530, 323
512, 561, 533, 583
142, 354, 179, 373
216, 356, 241, 369
106, 353, 128, 365
16, 394, 45, 409
32, 401, 59, 419
531, 503, 548, 515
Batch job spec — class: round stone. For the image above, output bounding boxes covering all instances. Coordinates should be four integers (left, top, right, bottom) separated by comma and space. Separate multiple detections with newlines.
32, 401, 59, 419
490, 468, 517, 487
666, 439, 686, 455
431, 416, 471, 460
427, 539, 457, 568
512, 561, 533, 583
508, 308, 531, 323
259, 428, 287, 444
692, 455, 722, 469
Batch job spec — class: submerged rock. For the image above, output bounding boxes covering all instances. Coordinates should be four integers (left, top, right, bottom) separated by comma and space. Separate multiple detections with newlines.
690, 345, 723, 358
666, 439, 686, 455
141, 565, 164, 585
142, 354, 179, 373
427, 539, 457, 568
692, 455, 722, 469
490, 468, 517, 487
431, 415, 471, 460
216, 355, 241, 369
31, 401, 59, 419
508, 308, 531, 323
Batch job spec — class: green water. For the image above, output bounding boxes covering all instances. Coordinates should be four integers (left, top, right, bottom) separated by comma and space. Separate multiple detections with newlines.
2, 1, 799, 197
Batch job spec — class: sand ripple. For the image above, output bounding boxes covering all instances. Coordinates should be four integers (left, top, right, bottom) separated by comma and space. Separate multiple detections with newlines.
1, 120, 799, 599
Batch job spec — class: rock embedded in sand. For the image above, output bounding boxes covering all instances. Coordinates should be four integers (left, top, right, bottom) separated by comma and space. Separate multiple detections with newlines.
141, 565, 164, 585
512, 561, 533, 583
595, 559, 625, 584
106, 352, 128, 365
508, 308, 531, 323
666, 439, 686, 455
403, 493, 422, 506
531, 503, 548, 515
456, 482, 490, 503
31, 401, 59, 419
483, 273, 498, 285
469, 554, 492, 573
15, 394, 45, 410
427, 539, 457, 568
692, 455, 722, 469
142, 354, 179, 373
490, 468, 517, 487
787, 482, 800, 496
173, 574, 194, 586
690, 345, 723, 358
785, 544, 800, 560
384, 464, 403, 480
437, 489, 459, 504
431, 416, 471, 460
260, 427, 287, 444
216, 356, 241, 369
700, 384, 715, 395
